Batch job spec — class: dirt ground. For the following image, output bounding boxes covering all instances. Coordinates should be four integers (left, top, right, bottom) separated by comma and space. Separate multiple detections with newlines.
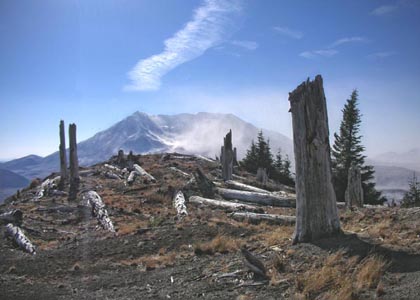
1, 154, 420, 299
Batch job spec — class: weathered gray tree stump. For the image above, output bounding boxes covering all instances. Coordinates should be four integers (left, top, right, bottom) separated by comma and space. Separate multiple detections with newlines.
221, 130, 233, 181
256, 168, 268, 185
193, 168, 216, 198
289, 75, 341, 243
173, 190, 188, 219
345, 165, 364, 208
68, 123, 79, 201
58, 120, 67, 190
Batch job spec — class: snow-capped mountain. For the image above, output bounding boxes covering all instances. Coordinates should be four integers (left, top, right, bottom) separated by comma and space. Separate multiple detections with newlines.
0, 111, 294, 180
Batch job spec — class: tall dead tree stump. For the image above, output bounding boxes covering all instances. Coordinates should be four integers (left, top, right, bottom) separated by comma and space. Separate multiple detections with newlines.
68, 123, 79, 201
345, 165, 364, 208
58, 120, 68, 190
289, 75, 341, 244
221, 130, 233, 181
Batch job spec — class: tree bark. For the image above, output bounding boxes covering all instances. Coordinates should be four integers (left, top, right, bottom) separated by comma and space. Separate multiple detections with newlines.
6, 224, 36, 254
189, 196, 263, 213
230, 212, 295, 225
173, 191, 188, 219
58, 120, 67, 190
217, 188, 296, 207
289, 75, 341, 243
68, 123, 79, 201
82, 191, 115, 232
345, 165, 364, 208
221, 130, 233, 181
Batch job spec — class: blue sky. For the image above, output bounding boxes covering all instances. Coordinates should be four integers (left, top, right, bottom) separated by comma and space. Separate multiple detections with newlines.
1, 0, 419, 160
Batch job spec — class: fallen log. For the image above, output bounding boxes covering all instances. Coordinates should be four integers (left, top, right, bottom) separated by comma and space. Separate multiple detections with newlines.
189, 196, 263, 213
173, 191, 188, 219
133, 164, 156, 182
36, 176, 60, 199
104, 164, 121, 172
337, 202, 346, 209
82, 191, 115, 232
169, 167, 191, 178
217, 188, 296, 208
5, 223, 36, 254
0, 209, 23, 225
230, 212, 295, 225
104, 171, 121, 180
225, 180, 270, 194
127, 171, 137, 184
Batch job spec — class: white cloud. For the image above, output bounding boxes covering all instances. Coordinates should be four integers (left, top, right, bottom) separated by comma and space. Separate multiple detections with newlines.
329, 36, 369, 48
230, 40, 258, 50
371, 5, 398, 16
300, 49, 338, 59
125, 0, 243, 91
367, 51, 397, 59
273, 26, 303, 39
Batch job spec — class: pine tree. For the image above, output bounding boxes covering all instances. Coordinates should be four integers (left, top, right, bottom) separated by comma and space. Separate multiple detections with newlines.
256, 131, 274, 172
241, 140, 258, 173
332, 90, 385, 205
401, 173, 420, 207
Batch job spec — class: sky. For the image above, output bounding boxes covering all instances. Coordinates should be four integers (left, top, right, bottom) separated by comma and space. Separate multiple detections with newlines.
1, 0, 419, 160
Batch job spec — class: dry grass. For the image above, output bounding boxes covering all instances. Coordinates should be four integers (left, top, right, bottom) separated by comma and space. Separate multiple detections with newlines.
119, 251, 178, 269
194, 234, 242, 255
297, 250, 387, 299
117, 219, 148, 235
260, 226, 294, 247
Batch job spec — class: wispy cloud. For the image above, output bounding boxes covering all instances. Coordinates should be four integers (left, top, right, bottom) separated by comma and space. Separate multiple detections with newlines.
371, 5, 398, 16
300, 49, 338, 59
300, 36, 368, 59
273, 26, 303, 39
125, 0, 243, 91
329, 36, 369, 48
367, 51, 397, 59
230, 40, 258, 50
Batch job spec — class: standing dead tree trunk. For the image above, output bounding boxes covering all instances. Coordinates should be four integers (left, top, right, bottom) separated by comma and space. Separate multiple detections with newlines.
68, 123, 79, 201
6, 224, 36, 255
58, 120, 67, 190
256, 168, 268, 185
221, 130, 233, 181
289, 75, 341, 244
345, 165, 364, 208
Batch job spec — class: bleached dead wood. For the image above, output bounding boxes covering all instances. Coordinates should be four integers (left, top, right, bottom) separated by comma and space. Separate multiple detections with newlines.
173, 191, 188, 219
5, 224, 36, 255
345, 165, 364, 208
104, 164, 121, 172
189, 196, 263, 213
194, 154, 216, 163
0, 209, 23, 225
221, 130, 233, 181
104, 171, 121, 180
79, 169, 96, 177
289, 75, 341, 243
133, 164, 156, 182
68, 123, 79, 201
337, 202, 346, 209
225, 180, 270, 194
36, 176, 60, 199
127, 171, 137, 185
82, 191, 115, 232
256, 168, 268, 185
217, 188, 296, 208
230, 212, 295, 225
58, 120, 67, 190
169, 167, 191, 178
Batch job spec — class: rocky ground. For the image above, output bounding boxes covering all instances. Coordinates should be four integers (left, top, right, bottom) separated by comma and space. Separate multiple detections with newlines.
1, 153, 420, 299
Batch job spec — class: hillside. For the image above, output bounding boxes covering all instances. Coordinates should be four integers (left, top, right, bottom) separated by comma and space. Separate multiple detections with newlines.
1, 153, 420, 299
0, 169, 30, 204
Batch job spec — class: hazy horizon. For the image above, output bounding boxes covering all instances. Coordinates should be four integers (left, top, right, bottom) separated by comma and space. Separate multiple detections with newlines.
1, 0, 419, 160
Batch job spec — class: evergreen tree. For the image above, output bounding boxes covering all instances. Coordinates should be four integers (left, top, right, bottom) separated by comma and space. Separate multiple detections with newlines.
241, 140, 258, 173
401, 173, 420, 207
256, 131, 274, 172
332, 90, 385, 205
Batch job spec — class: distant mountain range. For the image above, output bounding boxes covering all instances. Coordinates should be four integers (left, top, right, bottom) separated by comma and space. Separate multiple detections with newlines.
0, 111, 418, 203
0, 169, 30, 203
0, 112, 293, 202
